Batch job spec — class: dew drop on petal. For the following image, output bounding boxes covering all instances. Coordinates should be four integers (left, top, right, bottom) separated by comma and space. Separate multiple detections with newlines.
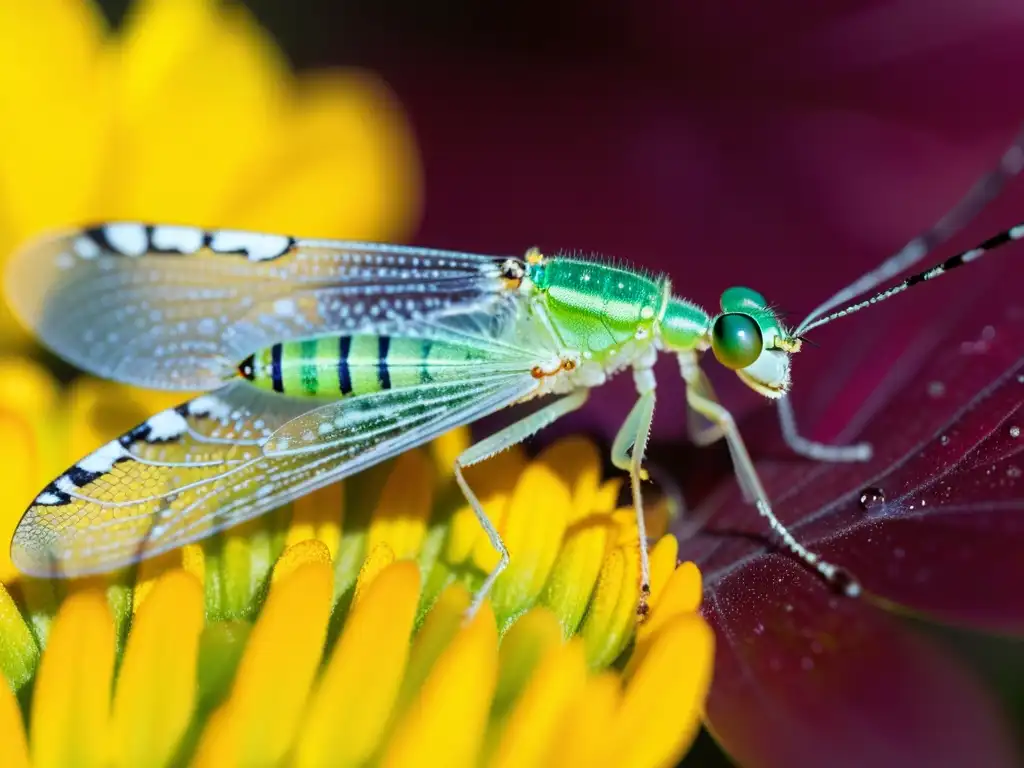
1008, 425, 1020, 439
940, 434, 950, 446
858, 486, 886, 510
927, 380, 946, 398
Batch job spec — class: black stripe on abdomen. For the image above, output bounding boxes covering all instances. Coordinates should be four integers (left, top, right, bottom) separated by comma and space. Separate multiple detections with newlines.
377, 336, 392, 390
338, 336, 353, 395
270, 344, 284, 393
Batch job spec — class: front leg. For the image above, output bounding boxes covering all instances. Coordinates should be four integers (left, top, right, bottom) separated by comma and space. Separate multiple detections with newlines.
678, 353, 861, 597
776, 394, 873, 462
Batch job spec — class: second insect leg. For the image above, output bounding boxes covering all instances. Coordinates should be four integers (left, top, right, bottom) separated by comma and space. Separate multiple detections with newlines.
454, 389, 590, 620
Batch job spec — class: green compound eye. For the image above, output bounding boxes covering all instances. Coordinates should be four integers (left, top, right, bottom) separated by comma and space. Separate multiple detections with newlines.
711, 313, 763, 370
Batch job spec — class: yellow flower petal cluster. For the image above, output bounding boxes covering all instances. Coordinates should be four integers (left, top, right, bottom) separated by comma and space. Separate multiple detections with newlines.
0, 0, 420, 344
0, 361, 714, 767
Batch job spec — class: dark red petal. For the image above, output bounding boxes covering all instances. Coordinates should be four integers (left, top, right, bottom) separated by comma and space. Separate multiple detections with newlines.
702, 557, 1018, 768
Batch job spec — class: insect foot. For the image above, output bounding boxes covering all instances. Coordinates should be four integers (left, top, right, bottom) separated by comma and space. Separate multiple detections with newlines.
636, 582, 652, 621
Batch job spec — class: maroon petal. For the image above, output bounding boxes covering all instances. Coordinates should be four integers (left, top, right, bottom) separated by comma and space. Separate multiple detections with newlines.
702, 557, 1018, 768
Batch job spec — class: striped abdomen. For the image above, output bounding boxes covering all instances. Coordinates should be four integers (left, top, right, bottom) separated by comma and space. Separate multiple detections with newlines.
239, 335, 485, 397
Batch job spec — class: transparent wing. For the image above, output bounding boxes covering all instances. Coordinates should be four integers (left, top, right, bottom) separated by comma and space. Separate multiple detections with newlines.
4, 223, 516, 390
11, 350, 547, 579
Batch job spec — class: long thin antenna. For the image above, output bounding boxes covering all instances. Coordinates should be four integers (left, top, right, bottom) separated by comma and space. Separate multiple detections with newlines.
800, 221, 1024, 333
794, 126, 1024, 336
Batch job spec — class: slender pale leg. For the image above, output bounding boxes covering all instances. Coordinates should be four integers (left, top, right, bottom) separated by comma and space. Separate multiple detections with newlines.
455, 389, 590, 619
610, 362, 658, 616
776, 395, 872, 462
679, 353, 860, 597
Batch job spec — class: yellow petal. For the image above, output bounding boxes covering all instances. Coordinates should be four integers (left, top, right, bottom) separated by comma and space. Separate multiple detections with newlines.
430, 427, 470, 478
352, 542, 396, 610
392, 583, 470, 719
219, 70, 421, 240
108, 0, 288, 223
0, 582, 38, 690
636, 560, 702, 651
208, 507, 290, 620
0, 0, 108, 241
30, 589, 114, 768
0, 414, 39, 584
537, 437, 602, 522
447, 493, 508, 567
492, 608, 564, 718
580, 541, 641, 669
195, 560, 333, 765
611, 614, 714, 767
381, 600, 498, 768
490, 463, 571, 623
0, 679, 29, 768
462, 443, 528, 501
272, 538, 332, 585
189, 703, 235, 768
111, 570, 204, 768
132, 546, 202, 616
67, 379, 161, 463
368, 450, 434, 560
543, 672, 620, 767
295, 561, 420, 766
645, 535, 680, 611
540, 514, 613, 637
488, 636, 588, 768
285, 482, 344, 558
0, 359, 61, 581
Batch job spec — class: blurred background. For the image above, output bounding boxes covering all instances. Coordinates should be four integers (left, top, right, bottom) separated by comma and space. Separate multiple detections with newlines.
98, 0, 1024, 441
3, 0, 1024, 763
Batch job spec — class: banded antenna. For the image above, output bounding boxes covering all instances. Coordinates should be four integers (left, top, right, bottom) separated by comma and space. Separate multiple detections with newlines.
779, 126, 1024, 463
794, 125, 1024, 336
798, 220, 1024, 334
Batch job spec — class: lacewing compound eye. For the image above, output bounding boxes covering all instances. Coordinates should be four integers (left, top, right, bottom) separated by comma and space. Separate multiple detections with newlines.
711, 313, 763, 369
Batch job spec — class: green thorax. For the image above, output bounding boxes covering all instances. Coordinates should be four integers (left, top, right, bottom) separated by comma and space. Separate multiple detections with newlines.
526, 257, 669, 356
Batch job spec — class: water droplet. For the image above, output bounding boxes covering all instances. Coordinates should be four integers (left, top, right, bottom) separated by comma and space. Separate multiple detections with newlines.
1009, 425, 1021, 439
940, 434, 950, 446
1008, 465, 1022, 479
927, 381, 946, 398
858, 486, 886, 510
